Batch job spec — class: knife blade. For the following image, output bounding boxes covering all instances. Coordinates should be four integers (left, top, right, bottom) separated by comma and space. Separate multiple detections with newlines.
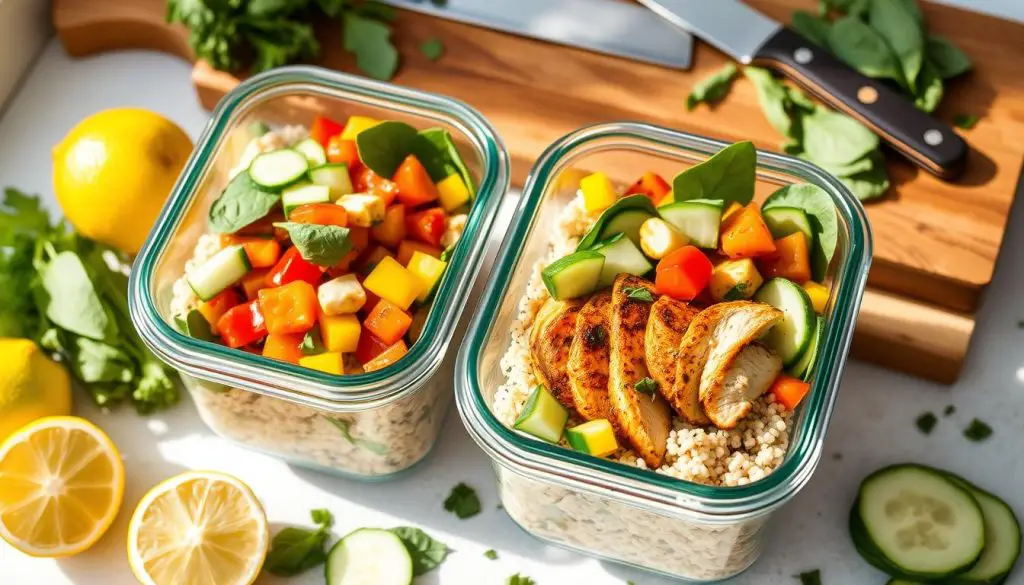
637, 0, 968, 180
380, 0, 694, 70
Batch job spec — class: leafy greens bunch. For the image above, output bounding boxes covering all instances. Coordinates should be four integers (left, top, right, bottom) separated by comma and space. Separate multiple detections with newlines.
0, 189, 179, 413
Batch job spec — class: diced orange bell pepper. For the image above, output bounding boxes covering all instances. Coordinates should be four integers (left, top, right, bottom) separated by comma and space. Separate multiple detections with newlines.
289, 203, 348, 227
363, 299, 412, 345
262, 332, 305, 364
769, 374, 811, 410
326, 136, 362, 172
348, 226, 371, 253
396, 240, 442, 266
258, 280, 319, 335
198, 289, 243, 334
370, 204, 406, 248
719, 203, 777, 259
357, 246, 394, 275
266, 247, 324, 288
721, 201, 743, 223
655, 246, 713, 301
216, 300, 267, 348
241, 268, 270, 300
758, 232, 812, 283
393, 155, 440, 207
355, 328, 390, 364
354, 167, 400, 207
363, 340, 409, 372
220, 235, 282, 268
310, 115, 345, 147
405, 207, 446, 248
625, 171, 671, 203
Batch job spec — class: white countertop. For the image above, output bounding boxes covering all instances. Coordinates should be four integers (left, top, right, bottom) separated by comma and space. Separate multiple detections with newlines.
3, 10, 1024, 583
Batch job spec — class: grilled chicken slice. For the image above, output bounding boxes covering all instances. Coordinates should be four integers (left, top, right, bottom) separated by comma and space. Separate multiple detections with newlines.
703, 343, 782, 429
607, 275, 672, 468
566, 291, 613, 422
668, 301, 783, 426
644, 296, 699, 392
529, 297, 584, 411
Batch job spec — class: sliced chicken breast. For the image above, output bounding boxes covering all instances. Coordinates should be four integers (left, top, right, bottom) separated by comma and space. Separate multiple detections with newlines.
607, 275, 672, 468
529, 297, 584, 412
566, 291, 614, 422
644, 296, 699, 392
702, 343, 782, 429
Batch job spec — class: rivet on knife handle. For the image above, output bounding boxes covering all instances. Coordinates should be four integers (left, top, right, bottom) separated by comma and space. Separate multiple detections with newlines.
753, 27, 968, 180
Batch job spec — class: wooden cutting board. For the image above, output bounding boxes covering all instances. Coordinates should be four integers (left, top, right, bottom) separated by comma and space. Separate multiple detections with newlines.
53, 0, 1024, 383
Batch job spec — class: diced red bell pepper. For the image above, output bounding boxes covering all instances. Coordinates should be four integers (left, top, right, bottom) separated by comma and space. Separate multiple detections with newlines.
370, 204, 406, 248
326, 136, 362, 171
353, 167, 400, 207
655, 246, 713, 301
216, 300, 267, 348
289, 203, 349, 227
363, 340, 409, 372
769, 374, 811, 410
393, 155, 439, 207
310, 115, 345, 147
405, 207, 446, 248
263, 332, 305, 364
355, 328, 390, 364
266, 247, 324, 288
625, 171, 671, 203
198, 289, 243, 334
258, 280, 320, 335
363, 299, 412, 345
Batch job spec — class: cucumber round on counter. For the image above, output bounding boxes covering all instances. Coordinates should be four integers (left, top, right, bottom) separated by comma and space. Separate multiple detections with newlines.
941, 475, 1021, 585
325, 528, 413, 585
293, 137, 328, 166
753, 278, 815, 367
576, 195, 657, 251
856, 464, 986, 581
186, 245, 251, 301
248, 148, 309, 189
541, 250, 605, 300
762, 206, 815, 246
591, 233, 653, 287
657, 198, 724, 249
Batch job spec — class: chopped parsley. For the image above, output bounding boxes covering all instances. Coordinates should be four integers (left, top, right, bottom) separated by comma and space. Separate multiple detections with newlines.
943, 404, 956, 417
634, 377, 658, 395
797, 569, 822, 585
964, 419, 993, 442
723, 282, 749, 301
508, 575, 536, 585
624, 286, 655, 302
915, 412, 937, 435
484, 549, 498, 560
444, 482, 481, 519
953, 114, 979, 129
420, 37, 445, 61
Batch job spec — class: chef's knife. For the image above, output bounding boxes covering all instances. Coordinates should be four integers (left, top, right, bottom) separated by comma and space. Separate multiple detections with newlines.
637, 0, 968, 179
379, 0, 694, 70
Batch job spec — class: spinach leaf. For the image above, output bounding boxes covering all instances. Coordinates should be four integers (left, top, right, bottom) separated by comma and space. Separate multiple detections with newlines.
671, 141, 756, 205
763, 184, 839, 280
798, 151, 875, 177
785, 85, 817, 112
821, 0, 870, 17
828, 16, 903, 83
801, 107, 878, 166
686, 63, 738, 111
274, 222, 352, 266
963, 418, 993, 442
41, 251, 116, 341
412, 128, 476, 194
444, 482, 481, 519
208, 171, 281, 234
744, 67, 795, 137
954, 114, 979, 129
840, 162, 890, 202
419, 37, 445, 61
869, 0, 924, 89
264, 508, 334, 576
342, 12, 399, 81
792, 10, 832, 47
913, 61, 944, 113
926, 35, 972, 79
175, 309, 215, 341
356, 120, 420, 177
390, 526, 451, 576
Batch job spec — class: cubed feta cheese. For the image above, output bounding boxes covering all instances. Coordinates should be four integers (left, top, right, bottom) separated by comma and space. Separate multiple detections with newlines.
336, 194, 385, 227
317, 273, 366, 315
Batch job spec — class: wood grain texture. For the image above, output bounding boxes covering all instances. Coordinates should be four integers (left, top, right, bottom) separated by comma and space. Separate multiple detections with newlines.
53, 0, 1018, 382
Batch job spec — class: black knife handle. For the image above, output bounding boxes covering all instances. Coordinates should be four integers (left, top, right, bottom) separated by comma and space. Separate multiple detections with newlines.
752, 27, 967, 180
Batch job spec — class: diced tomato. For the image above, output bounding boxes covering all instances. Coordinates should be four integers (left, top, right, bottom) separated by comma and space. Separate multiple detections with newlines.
263, 332, 305, 364
326, 136, 362, 171
355, 328, 390, 364
266, 247, 324, 288
655, 246, 713, 301
769, 374, 811, 410
396, 240, 442, 266
289, 203, 349, 227
216, 300, 267, 348
363, 299, 412, 345
258, 280, 320, 336
363, 340, 409, 372
197, 289, 243, 334
393, 155, 439, 207
353, 167, 400, 207
240, 269, 270, 300
370, 204, 406, 248
309, 115, 345, 147
405, 207, 446, 248
625, 171, 671, 203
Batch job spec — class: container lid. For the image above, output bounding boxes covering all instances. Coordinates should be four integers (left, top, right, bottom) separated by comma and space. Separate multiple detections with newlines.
130, 66, 510, 413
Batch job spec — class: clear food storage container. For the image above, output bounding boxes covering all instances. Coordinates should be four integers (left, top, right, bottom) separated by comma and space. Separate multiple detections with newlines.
455, 122, 870, 580
130, 66, 509, 480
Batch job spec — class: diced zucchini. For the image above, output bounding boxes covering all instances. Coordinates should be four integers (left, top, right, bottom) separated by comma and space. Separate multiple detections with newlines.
753, 277, 815, 367
248, 148, 309, 189
186, 245, 251, 301
293, 138, 327, 166
638, 217, 688, 260
513, 385, 569, 443
565, 419, 618, 457
282, 183, 332, 217
591, 233, 653, 287
309, 163, 354, 201
173, 309, 215, 341
541, 251, 605, 300
709, 258, 763, 302
762, 206, 815, 247
576, 195, 658, 250
788, 315, 823, 380
657, 198, 724, 249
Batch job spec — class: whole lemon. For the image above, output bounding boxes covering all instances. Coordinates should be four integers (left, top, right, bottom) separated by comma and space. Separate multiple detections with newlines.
0, 339, 72, 443
53, 108, 193, 255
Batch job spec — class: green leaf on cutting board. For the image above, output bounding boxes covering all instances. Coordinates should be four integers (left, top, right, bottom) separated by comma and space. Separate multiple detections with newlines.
954, 113, 980, 129
827, 16, 904, 83
791, 10, 832, 47
913, 61, 945, 113
685, 63, 738, 111
671, 140, 756, 206
419, 37, 445, 61
926, 35, 973, 79
869, 0, 924, 89
800, 107, 878, 167
343, 12, 400, 81
744, 67, 796, 137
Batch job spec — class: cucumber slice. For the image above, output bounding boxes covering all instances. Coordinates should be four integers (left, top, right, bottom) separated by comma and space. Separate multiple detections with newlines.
657, 199, 724, 249
850, 499, 908, 577
753, 278, 815, 367
858, 464, 986, 580
174, 309, 215, 341
565, 419, 618, 457
282, 183, 332, 217
762, 206, 815, 246
576, 195, 657, 251
248, 149, 309, 189
186, 245, 251, 301
591, 233, 653, 287
541, 251, 605, 300
309, 163, 354, 200
513, 385, 569, 443
788, 315, 823, 379
942, 475, 1021, 585
325, 528, 413, 585
294, 137, 328, 166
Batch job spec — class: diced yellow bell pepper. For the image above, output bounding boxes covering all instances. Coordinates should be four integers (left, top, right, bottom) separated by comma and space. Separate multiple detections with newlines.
406, 251, 447, 302
436, 174, 471, 211
299, 352, 344, 375
709, 258, 763, 302
722, 201, 743, 222
318, 313, 361, 353
803, 280, 830, 313
363, 256, 423, 310
565, 419, 618, 457
579, 172, 617, 212
340, 116, 381, 141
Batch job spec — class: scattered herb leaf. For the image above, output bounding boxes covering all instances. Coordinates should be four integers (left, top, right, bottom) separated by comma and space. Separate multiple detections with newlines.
420, 37, 445, 61
300, 324, 326, 355
943, 404, 956, 417
508, 575, 536, 585
926, 35, 973, 79
263, 508, 333, 576
686, 63, 738, 111
954, 114, 979, 129
797, 569, 822, 585
869, 0, 924, 89
484, 549, 498, 560
723, 283, 749, 301
828, 16, 903, 83
274, 222, 352, 266
792, 10, 832, 47
624, 286, 655, 302
444, 482, 481, 519
208, 172, 281, 234
356, 121, 420, 177
390, 526, 450, 576
915, 412, 937, 434
634, 377, 658, 395
744, 66, 796, 137
964, 419, 993, 442
342, 12, 400, 81
672, 140, 756, 205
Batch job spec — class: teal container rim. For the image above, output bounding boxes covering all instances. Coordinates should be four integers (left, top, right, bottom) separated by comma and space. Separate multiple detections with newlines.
129, 66, 510, 412
455, 122, 872, 521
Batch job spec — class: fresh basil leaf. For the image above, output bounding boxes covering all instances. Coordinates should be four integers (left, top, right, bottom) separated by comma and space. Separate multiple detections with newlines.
634, 377, 658, 395
791, 10, 831, 47
954, 113, 979, 129
963, 418, 993, 442
916, 412, 937, 434
208, 172, 281, 234
623, 287, 654, 302
671, 141, 756, 205
869, 0, 924, 89
264, 509, 332, 577
413, 128, 476, 194
828, 16, 903, 83
763, 184, 839, 281
274, 222, 352, 266
744, 67, 795, 137
913, 61, 944, 113
686, 63, 738, 111
301, 323, 326, 355
444, 482, 481, 519
926, 35, 972, 79
41, 251, 116, 341
390, 526, 451, 576
838, 155, 891, 202
356, 120, 420, 178
801, 107, 878, 166
420, 37, 445, 61
343, 12, 399, 81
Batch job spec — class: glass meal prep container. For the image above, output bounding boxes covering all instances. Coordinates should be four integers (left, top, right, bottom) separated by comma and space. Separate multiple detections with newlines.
455, 122, 871, 581
129, 66, 509, 480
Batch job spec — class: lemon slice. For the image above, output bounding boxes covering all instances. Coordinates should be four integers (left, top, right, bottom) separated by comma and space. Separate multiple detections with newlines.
0, 416, 125, 557
127, 471, 269, 585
